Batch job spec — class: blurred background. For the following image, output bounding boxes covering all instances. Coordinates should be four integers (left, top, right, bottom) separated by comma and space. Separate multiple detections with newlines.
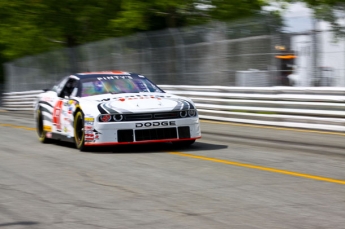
1, 0, 345, 94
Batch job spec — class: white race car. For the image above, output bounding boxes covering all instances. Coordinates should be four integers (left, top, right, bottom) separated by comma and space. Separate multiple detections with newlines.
34, 71, 201, 151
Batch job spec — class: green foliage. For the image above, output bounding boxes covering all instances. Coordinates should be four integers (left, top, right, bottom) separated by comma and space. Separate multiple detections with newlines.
313, 3, 345, 37
0, 45, 6, 83
0, 0, 122, 60
109, 0, 209, 35
208, 0, 268, 21
0, 0, 270, 62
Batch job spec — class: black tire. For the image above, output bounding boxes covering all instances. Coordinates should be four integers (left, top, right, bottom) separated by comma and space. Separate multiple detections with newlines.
172, 139, 195, 147
74, 110, 88, 151
36, 109, 52, 143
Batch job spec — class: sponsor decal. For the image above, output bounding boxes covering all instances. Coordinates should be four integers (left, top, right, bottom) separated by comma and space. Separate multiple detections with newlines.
43, 125, 52, 132
135, 121, 176, 128
116, 95, 160, 101
46, 132, 52, 138
97, 75, 133, 80
52, 100, 64, 130
85, 134, 94, 138
85, 122, 94, 126
84, 126, 93, 130
85, 117, 94, 122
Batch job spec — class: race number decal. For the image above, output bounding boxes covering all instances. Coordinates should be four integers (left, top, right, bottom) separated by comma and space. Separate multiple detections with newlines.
53, 100, 63, 130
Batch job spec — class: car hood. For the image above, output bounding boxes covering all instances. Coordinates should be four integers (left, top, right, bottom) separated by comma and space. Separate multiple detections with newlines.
79, 93, 195, 114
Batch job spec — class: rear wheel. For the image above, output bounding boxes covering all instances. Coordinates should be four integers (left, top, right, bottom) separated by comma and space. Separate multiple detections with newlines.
36, 109, 51, 143
172, 139, 195, 147
74, 110, 88, 151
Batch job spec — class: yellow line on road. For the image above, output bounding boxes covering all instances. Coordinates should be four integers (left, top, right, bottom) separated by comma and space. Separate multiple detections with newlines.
0, 123, 36, 131
169, 152, 345, 185
2, 122, 344, 185
201, 120, 345, 136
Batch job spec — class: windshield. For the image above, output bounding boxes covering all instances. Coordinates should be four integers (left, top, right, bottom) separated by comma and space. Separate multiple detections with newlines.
80, 76, 163, 97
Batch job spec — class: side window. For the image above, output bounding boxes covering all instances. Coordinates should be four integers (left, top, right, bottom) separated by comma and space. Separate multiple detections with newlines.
53, 77, 69, 95
70, 80, 81, 97
60, 79, 78, 98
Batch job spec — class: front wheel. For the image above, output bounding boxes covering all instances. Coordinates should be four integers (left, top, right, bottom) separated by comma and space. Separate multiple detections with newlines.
74, 110, 88, 151
36, 109, 52, 143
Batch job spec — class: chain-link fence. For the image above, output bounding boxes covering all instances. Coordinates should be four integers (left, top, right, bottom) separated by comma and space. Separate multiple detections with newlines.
0, 84, 3, 107
3, 19, 308, 92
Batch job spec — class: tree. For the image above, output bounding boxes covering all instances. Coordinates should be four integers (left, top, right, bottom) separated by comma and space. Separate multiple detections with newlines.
0, 0, 122, 57
0, 0, 270, 62
110, 0, 270, 35
208, 0, 268, 21
109, 0, 209, 36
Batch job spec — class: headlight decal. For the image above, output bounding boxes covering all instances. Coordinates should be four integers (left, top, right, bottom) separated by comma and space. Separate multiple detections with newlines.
100, 114, 112, 122
180, 111, 188, 118
188, 109, 196, 117
97, 103, 110, 114
167, 98, 195, 111
113, 114, 124, 122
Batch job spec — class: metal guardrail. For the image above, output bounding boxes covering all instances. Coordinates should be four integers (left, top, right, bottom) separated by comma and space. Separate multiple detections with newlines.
2, 90, 44, 111
2, 86, 345, 132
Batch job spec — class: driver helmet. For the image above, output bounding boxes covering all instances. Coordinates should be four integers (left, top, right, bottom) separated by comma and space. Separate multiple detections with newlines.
94, 81, 104, 92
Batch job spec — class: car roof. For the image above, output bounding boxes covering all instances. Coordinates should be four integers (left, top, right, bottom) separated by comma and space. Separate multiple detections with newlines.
73, 71, 143, 79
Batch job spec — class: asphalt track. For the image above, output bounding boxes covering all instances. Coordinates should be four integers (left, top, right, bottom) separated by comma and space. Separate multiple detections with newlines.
0, 111, 344, 229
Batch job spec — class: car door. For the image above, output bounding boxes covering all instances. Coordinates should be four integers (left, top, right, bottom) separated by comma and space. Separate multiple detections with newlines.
52, 77, 78, 136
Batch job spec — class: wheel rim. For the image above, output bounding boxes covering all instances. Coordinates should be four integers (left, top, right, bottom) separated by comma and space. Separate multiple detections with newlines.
75, 113, 84, 145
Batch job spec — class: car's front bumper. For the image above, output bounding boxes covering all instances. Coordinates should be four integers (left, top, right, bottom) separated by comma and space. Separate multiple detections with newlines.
84, 117, 201, 146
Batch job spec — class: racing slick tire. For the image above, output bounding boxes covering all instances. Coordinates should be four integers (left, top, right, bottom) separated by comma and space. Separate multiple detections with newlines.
36, 109, 53, 143
74, 110, 89, 151
172, 139, 195, 147
36, 108, 52, 143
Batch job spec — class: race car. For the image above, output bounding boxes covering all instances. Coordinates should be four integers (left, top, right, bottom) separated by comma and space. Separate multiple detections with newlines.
34, 71, 201, 151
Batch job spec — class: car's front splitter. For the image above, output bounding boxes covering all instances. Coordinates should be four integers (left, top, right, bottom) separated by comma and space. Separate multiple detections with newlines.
84, 137, 201, 146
